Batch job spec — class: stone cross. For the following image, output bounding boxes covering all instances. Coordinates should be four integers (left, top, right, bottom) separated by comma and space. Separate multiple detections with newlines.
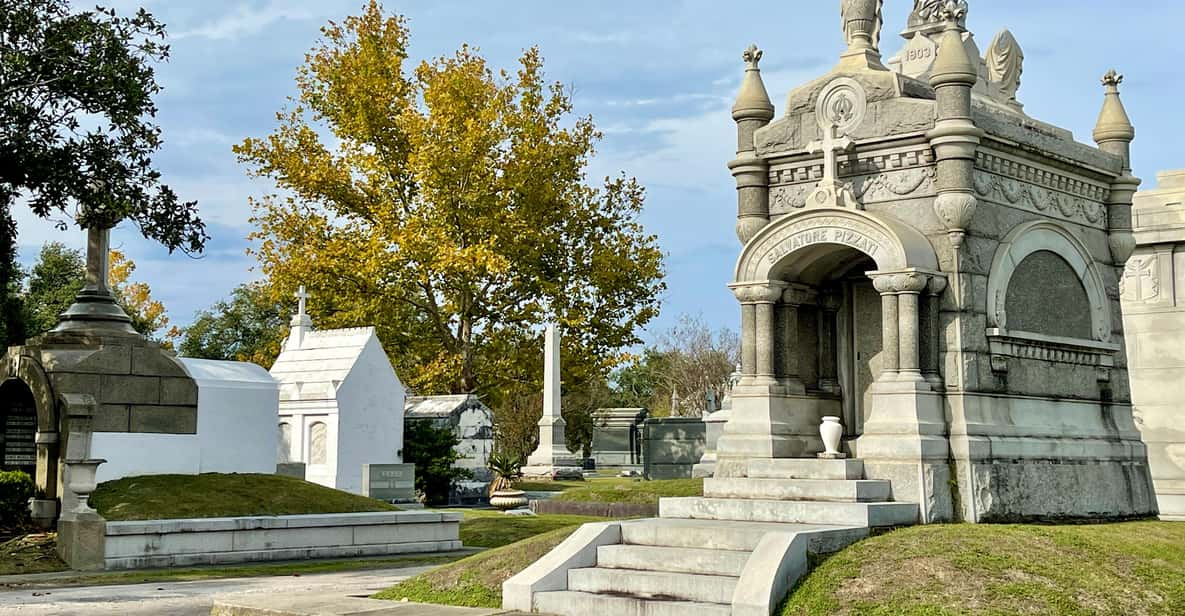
84, 227, 111, 294
51, 224, 135, 334
805, 124, 860, 208
295, 286, 310, 319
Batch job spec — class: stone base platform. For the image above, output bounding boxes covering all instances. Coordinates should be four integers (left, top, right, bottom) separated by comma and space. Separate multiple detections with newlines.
105, 511, 462, 570
503, 457, 917, 616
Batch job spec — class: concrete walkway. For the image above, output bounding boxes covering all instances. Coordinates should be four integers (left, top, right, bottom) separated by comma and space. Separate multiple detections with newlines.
0, 564, 470, 616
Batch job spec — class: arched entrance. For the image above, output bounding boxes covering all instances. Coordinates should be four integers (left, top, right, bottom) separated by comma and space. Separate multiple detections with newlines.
717, 208, 946, 468
0, 352, 60, 500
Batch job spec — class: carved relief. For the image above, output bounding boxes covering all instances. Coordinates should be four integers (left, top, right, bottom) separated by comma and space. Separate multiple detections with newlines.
744, 215, 900, 279
853, 167, 937, 202
770, 185, 810, 212
1120, 256, 1161, 303
972, 160, 1109, 229
815, 78, 869, 135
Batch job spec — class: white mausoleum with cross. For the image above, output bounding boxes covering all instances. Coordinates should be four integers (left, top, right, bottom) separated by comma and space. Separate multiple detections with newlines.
270, 287, 406, 494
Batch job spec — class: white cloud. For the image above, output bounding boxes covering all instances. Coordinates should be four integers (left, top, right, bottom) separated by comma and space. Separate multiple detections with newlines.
174, 2, 314, 41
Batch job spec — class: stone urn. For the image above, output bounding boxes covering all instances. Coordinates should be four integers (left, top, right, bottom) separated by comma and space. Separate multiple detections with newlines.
819, 416, 845, 458
489, 489, 528, 511
27, 498, 58, 529
65, 458, 106, 514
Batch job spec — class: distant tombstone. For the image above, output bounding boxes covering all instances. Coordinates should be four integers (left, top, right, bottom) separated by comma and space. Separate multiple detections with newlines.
641, 417, 707, 480
362, 463, 416, 502
276, 462, 306, 480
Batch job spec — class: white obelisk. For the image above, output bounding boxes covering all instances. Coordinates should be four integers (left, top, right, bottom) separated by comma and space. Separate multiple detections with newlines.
522, 324, 583, 479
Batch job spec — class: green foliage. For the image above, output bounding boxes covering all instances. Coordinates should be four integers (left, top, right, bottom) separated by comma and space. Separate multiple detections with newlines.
486, 450, 523, 493
0, 0, 205, 252
0, 470, 34, 529
402, 421, 471, 505
90, 473, 398, 521
550, 477, 702, 505
21, 242, 85, 337
178, 281, 290, 367
610, 348, 672, 409
0, 202, 23, 347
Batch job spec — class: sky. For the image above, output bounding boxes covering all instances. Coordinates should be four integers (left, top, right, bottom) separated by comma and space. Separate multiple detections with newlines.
14, 1, 1185, 343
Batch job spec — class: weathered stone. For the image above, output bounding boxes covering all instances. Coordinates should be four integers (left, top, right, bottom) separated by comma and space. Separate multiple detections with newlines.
128, 405, 197, 434
100, 374, 160, 405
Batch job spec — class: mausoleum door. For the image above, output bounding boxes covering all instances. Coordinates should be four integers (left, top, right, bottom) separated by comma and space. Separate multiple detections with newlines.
0, 381, 38, 477
844, 279, 883, 438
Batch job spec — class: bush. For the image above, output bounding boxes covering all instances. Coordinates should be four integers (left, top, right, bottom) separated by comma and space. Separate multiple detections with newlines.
0, 470, 34, 529
403, 421, 472, 506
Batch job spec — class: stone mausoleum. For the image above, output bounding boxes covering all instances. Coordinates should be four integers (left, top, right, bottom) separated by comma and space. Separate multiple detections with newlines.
505, 4, 1161, 614
716, 1, 1156, 523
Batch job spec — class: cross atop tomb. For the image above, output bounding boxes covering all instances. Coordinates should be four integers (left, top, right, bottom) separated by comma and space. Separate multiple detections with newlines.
295, 286, 310, 319
805, 123, 859, 208
51, 223, 136, 335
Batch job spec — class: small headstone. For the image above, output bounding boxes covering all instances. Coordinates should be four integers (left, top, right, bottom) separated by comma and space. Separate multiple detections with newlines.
362, 463, 416, 502
276, 462, 306, 480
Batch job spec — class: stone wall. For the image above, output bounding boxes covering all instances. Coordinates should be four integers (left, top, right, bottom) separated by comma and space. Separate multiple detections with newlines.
102, 511, 462, 570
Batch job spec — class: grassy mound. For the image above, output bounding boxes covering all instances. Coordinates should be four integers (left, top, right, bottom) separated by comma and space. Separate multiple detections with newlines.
459, 510, 607, 548
91, 473, 399, 521
782, 521, 1185, 616
549, 477, 702, 505
374, 525, 579, 608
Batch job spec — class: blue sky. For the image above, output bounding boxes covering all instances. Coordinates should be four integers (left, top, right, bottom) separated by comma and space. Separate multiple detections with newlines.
15, 1, 1185, 342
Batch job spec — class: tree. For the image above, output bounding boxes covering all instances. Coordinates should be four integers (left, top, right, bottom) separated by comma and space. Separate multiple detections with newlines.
22, 242, 85, 337
19, 242, 172, 341
178, 282, 289, 367
0, 0, 206, 253
236, 2, 664, 408
402, 421, 470, 506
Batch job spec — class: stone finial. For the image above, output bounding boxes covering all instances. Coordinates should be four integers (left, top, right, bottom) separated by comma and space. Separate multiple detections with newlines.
286, 285, 313, 351
838, 0, 887, 70
732, 44, 775, 121
1093, 69, 1135, 153
929, 1, 977, 87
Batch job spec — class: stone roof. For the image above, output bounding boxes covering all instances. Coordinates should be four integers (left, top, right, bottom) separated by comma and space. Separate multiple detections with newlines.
180, 358, 276, 388
405, 394, 489, 418
269, 326, 377, 391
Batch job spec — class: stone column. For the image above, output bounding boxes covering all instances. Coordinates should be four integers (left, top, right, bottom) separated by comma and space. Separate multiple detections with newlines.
896, 273, 929, 383
739, 301, 757, 382
923, 276, 948, 389
1093, 69, 1141, 266
817, 289, 842, 393
778, 285, 811, 395
752, 285, 786, 387
731, 45, 775, 244
872, 275, 900, 380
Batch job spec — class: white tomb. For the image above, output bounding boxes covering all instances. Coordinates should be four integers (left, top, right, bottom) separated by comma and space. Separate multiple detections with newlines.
270, 288, 405, 494
405, 394, 494, 481
93, 358, 280, 483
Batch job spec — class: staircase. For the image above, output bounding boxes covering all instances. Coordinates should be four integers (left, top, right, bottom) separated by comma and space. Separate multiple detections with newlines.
506, 459, 919, 616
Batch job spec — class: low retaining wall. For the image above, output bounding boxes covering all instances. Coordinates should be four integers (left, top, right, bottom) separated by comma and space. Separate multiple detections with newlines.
529, 499, 657, 518
103, 510, 462, 570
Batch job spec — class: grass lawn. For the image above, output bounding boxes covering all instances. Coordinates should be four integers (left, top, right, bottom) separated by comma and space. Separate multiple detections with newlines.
91, 473, 399, 521
549, 477, 702, 505
374, 524, 581, 608
782, 521, 1185, 616
514, 479, 589, 492
458, 509, 608, 548
0, 533, 67, 576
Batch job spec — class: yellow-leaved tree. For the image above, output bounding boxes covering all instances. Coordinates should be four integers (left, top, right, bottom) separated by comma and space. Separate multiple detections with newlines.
109, 248, 172, 345
235, 2, 665, 417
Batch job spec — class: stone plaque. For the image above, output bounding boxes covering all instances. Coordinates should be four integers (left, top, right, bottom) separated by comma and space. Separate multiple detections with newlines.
2, 414, 37, 469
899, 34, 939, 78
362, 463, 416, 502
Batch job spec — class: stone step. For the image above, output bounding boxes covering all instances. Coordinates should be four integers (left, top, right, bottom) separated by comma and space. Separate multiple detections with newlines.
704, 477, 891, 502
568, 567, 738, 605
746, 458, 865, 480
660, 497, 918, 527
596, 544, 751, 577
619, 518, 867, 554
534, 590, 731, 616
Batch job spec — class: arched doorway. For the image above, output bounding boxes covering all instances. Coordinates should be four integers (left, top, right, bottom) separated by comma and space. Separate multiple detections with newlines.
719, 207, 946, 465
0, 380, 39, 477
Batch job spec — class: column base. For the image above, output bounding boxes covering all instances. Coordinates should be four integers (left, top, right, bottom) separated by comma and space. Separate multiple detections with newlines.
57, 511, 106, 571
715, 393, 841, 477
858, 386, 952, 522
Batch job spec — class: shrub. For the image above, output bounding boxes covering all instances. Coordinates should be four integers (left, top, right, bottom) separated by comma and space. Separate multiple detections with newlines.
0, 470, 34, 529
403, 421, 472, 505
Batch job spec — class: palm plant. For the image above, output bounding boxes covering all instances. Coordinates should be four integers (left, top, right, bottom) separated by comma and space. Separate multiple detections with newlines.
487, 451, 524, 495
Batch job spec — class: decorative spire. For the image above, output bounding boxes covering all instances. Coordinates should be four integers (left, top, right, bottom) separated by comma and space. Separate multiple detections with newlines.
732, 44, 774, 121
1093, 69, 1135, 165
287, 285, 313, 350
929, 1, 976, 87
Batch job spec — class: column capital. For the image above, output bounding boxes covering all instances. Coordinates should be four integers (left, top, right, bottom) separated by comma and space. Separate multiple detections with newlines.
730, 281, 788, 303
781, 283, 817, 306
868, 270, 936, 295
926, 275, 949, 296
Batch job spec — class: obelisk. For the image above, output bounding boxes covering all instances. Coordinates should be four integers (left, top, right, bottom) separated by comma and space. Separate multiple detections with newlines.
522, 324, 583, 479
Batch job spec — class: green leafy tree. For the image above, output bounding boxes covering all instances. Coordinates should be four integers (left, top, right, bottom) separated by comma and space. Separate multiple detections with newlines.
402, 420, 471, 506
22, 242, 85, 337
178, 282, 289, 367
235, 1, 664, 408
0, 0, 206, 251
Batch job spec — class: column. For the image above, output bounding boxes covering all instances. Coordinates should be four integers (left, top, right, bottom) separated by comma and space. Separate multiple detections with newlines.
739, 302, 757, 380
732, 283, 785, 387
924, 276, 948, 388
872, 275, 900, 380
897, 273, 929, 382
779, 286, 809, 394
817, 289, 842, 393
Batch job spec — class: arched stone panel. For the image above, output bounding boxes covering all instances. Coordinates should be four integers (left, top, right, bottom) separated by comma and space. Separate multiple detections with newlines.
734, 207, 940, 284
987, 220, 1111, 342
1, 351, 57, 433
